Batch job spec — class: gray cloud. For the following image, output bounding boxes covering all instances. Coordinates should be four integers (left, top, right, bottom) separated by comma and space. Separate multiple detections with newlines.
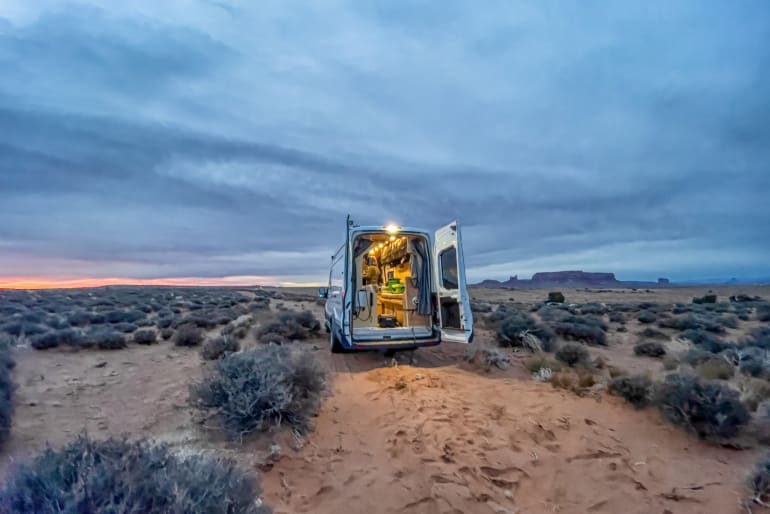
0, 1, 769, 284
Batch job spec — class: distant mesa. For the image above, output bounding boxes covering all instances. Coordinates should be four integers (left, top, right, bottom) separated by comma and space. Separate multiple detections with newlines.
471, 270, 669, 289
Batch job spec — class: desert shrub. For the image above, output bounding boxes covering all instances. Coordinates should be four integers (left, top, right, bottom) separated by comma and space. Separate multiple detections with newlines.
683, 348, 719, 367
249, 297, 271, 311
66, 310, 91, 327
682, 329, 727, 353
757, 303, 770, 322
717, 315, 739, 329
132, 329, 157, 345
551, 368, 596, 394
551, 321, 607, 346
281, 310, 321, 332
696, 359, 735, 380
498, 310, 555, 351
745, 327, 770, 350
740, 360, 769, 379
0, 335, 15, 448
30, 329, 83, 350
656, 374, 749, 440
659, 314, 726, 334
617, 326, 627, 332
609, 374, 654, 408
637, 311, 657, 324
471, 301, 493, 314
639, 327, 667, 339
191, 345, 325, 436
112, 322, 138, 334
255, 311, 321, 345
524, 354, 562, 374
83, 328, 126, 350
548, 291, 565, 303
693, 294, 717, 304
179, 314, 218, 330
610, 303, 640, 313
730, 294, 762, 303
749, 454, 770, 507
156, 317, 174, 329
555, 343, 589, 367
88, 312, 106, 325
663, 354, 680, 371
634, 341, 666, 358
579, 303, 608, 315
160, 328, 174, 340
609, 312, 625, 324
0, 322, 46, 337
174, 325, 204, 347
464, 347, 511, 371
201, 336, 240, 361
0, 435, 268, 514
105, 309, 145, 324
740, 379, 770, 412
609, 365, 627, 378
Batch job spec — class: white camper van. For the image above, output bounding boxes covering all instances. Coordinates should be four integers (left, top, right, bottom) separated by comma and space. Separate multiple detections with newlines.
318, 217, 473, 353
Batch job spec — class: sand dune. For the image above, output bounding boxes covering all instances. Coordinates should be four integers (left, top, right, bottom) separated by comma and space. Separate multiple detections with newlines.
262, 347, 756, 514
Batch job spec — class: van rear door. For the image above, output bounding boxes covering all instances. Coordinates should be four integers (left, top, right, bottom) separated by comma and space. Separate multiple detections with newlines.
434, 221, 473, 343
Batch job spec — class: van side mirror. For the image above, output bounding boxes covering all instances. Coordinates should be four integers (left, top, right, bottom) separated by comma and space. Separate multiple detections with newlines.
318, 287, 328, 299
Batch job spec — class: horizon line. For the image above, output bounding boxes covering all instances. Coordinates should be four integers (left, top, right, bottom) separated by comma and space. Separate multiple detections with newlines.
0, 276, 326, 290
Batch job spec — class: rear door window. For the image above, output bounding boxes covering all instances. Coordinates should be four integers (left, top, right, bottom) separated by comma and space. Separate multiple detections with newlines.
439, 247, 458, 290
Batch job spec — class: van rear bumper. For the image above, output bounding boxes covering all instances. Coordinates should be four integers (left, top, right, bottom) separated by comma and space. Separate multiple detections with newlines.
348, 338, 441, 351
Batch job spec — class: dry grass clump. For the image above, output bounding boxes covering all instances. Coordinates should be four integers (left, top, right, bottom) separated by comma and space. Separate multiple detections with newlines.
550, 368, 597, 395
695, 358, 735, 380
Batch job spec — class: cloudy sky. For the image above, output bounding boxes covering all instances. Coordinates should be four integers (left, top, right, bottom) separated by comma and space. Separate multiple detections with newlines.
1, 1, 768, 287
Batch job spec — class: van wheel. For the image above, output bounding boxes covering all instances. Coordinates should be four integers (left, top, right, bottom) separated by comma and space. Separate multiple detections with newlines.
330, 325, 345, 353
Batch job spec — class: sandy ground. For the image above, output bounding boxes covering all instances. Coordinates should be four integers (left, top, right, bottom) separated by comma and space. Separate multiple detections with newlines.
2, 289, 768, 513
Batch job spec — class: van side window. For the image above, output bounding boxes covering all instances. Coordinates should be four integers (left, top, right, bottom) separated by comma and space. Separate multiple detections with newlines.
330, 247, 344, 293
439, 247, 458, 290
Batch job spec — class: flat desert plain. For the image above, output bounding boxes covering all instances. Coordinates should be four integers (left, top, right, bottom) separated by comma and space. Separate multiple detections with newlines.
1, 285, 769, 513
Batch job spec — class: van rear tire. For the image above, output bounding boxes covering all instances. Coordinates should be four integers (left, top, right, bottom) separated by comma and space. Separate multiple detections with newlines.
330, 324, 345, 353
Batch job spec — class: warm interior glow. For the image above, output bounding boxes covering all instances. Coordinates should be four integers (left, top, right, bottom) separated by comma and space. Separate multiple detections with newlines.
385, 224, 401, 234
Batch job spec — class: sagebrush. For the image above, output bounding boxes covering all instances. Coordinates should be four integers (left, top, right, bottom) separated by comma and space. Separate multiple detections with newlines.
0, 435, 269, 514
201, 336, 240, 361
191, 345, 325, 437
0, 335, 15, 448
555, 343, 589, 367
609, 374, 654, 408
655, 373, 749, 440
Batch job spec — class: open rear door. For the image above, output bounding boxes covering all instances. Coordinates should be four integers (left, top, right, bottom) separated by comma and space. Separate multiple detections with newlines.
434, 221, 473, 343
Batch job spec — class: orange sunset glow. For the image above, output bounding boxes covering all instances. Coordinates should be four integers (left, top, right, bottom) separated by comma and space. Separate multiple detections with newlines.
0, 276, 298, 290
